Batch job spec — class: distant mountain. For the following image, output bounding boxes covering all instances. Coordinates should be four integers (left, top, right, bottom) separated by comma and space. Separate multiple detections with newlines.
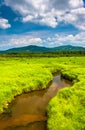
0, 45, 85, 53
2, 45, 49, 53
51, 45, 85, 52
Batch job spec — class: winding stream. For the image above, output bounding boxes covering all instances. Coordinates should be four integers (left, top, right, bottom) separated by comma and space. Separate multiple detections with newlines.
0, 74, 71, 130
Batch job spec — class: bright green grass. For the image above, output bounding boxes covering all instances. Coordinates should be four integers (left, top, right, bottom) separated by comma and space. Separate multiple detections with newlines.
47, 57, 85, 130
0, 57, 85, 130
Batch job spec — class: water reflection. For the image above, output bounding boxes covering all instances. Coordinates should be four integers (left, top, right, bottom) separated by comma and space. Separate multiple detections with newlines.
0, 75, 71, 130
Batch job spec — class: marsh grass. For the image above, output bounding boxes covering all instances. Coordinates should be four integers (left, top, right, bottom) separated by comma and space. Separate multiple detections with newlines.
0, 57, 85, 130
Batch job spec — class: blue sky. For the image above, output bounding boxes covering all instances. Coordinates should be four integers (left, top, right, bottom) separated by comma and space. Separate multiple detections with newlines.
0, 0, 85, 50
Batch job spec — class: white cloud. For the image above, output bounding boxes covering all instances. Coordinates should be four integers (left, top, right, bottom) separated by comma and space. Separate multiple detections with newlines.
63, 7, 85, 30
0, 35, 43, 50
36, 32, 85, 47
0, 18, 11, 29
69, 0, 83, 8
47, 32, 85, 47
4, 0, 85, 29
1, 31, 85, 50
23, 15, 34, 22
10, 36, 42, 47
40, 17, 58, 28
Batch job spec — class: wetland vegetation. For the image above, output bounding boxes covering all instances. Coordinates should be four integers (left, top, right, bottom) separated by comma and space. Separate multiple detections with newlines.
0, 56, 85, 130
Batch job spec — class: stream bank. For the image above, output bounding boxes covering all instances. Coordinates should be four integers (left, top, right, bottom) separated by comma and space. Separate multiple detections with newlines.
0, 74, 71, 130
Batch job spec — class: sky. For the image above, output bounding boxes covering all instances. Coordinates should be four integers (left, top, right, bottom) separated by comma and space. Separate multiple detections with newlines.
0, 0, 85, 50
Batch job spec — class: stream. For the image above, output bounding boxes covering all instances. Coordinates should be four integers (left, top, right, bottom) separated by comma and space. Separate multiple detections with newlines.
0, 74, 71, 130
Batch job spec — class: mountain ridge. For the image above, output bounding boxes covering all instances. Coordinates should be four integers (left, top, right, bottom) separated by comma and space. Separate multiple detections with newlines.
0, 45, 85, 53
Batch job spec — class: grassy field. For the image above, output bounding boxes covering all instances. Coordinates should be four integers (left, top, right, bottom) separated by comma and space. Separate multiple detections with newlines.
47, 57, 85, 130
0, 56, 85, 130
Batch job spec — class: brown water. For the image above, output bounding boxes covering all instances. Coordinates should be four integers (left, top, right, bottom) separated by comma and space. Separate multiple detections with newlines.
0, 75, 71, 130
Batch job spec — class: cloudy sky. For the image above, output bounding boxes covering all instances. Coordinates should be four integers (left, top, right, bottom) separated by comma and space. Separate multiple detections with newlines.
0, 0, 85, 50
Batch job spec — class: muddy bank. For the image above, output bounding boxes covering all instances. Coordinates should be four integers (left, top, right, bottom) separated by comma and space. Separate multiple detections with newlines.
0, 75, 71, 130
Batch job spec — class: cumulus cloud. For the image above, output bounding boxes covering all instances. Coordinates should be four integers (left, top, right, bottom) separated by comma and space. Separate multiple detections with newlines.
45, 32, 85, 47
0, 18, 11, 29
63, 7, 85, 30
0, 31, 85, 50
69, 0, 83, 8
0, 35, 43, 50
4, 0, 85, 29
10, 36, 42, 46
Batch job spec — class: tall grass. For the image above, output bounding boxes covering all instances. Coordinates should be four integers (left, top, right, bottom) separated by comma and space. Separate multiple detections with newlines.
47, 57, 85, 130
0, 57, 85, 130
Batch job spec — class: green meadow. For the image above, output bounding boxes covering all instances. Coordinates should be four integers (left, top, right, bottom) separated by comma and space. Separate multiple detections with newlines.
0, 56, 85, 130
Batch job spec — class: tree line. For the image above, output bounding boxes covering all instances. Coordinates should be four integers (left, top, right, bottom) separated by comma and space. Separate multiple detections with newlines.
0, 50, 85, 57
